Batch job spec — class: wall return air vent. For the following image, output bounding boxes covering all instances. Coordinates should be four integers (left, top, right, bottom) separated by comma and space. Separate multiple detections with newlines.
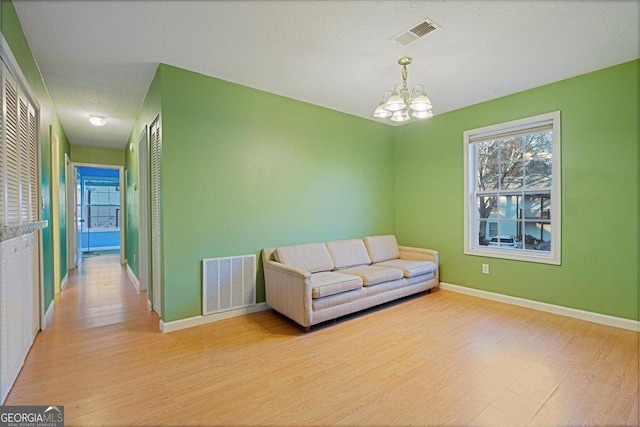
392, 18, 439, 46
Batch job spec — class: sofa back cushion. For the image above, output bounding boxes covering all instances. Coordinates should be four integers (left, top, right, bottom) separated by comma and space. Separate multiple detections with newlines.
326, 239, 371, 270
364, 235, 400, 263
274, 243, 334, 273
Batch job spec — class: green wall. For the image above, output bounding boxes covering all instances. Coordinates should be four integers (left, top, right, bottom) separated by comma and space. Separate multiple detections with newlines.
71, 144, 125, 166
127, 64, 395, 322
1, 0, 71, 309
125, 61, 638, 324
395, 60, 639, 320
125, 67, 162, 279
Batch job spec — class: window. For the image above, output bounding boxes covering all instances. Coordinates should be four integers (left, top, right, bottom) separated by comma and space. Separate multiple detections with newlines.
82, 179, 120, 232
464, 111, 561, 264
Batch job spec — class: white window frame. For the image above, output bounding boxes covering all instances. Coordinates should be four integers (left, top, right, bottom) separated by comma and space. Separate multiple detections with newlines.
463, 111, 561, 265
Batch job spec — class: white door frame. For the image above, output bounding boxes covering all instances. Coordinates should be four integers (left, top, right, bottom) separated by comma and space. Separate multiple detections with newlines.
65, 154, 75, 270
66, 159, 83, 269
138, 126, 149, 292
51, 129, 61, 294
68, 162, 125, 265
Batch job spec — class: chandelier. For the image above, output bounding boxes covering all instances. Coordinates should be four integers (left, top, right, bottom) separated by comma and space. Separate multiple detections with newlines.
372, 57, 433, 123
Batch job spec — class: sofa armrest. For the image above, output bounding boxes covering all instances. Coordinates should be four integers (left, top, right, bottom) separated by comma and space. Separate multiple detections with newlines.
263, 260, 313, 327
264, 260, 311, 280
398, 246, 439, 264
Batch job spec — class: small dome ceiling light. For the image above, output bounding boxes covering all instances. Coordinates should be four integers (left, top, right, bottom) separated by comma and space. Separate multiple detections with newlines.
89, 115, 107, 127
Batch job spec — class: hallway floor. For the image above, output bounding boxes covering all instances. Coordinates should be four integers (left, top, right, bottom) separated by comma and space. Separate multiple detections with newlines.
5, 254, 161, 424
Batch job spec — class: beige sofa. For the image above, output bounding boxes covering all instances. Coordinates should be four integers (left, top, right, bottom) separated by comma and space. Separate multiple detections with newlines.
262, 235, 438, 331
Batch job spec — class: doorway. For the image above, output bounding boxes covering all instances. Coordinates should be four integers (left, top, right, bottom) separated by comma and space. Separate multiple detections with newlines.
67, 163, 125, 269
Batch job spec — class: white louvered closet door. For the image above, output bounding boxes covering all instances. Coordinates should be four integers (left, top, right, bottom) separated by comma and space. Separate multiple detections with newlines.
0, 237, 22, 402
20, 99, 39, 347
0, 60, 40, 404
150, 118, 162, 317
4, 66, 20, 226
0, 63, 4, 226
0, 59, 6, 403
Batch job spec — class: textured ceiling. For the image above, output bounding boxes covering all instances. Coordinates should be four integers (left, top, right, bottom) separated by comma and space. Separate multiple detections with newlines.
11, 0, 640, 149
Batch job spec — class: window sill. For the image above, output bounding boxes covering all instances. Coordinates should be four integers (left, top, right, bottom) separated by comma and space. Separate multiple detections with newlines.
465, 247, 560, 265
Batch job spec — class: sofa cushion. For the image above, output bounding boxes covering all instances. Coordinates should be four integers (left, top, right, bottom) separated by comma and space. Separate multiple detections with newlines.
363, 235, 401, 263
275, 243, 334, 273
311, 272, 363, 299
374, 260, 437, 278
326, 239, 371, 270
340, 265, 403, 287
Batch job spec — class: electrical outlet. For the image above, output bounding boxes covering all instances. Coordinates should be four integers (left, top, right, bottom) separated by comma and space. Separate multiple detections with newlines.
482, 264, 489, 274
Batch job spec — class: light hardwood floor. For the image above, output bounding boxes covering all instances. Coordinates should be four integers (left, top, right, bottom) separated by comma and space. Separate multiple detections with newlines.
6, 253, 639, 426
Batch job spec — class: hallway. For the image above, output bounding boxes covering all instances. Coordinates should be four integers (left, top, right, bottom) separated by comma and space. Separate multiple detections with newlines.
4, 254, 162, 423
38, 253, 154, 331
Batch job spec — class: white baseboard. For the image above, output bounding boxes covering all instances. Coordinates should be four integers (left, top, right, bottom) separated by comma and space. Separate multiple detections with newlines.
60, 274, 68, 292
160, 302, 270, 333
126, 264, 140, 291
43, 300, 55, 329
439, 282, 640, 332
147, 299, 152, 311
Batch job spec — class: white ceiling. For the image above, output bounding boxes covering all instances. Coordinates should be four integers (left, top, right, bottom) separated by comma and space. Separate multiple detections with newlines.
11, 0, 640, 149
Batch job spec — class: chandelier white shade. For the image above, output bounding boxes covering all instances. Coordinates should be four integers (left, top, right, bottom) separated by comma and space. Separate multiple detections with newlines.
373, 57, 433, 123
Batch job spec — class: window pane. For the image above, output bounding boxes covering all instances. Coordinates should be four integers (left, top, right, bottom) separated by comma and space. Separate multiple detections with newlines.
488, 222, 498, 238
524, 193, 551, 219
477, 140, 499, 164
500, 161, 523, 189
500, 220, 519, 243
524, 222, 551, 251
525, 131, 552, 159
500, 137, 523, 161
485, 221, 522, 249
478, 220, 490, 246
498, 195, 522, 219
477, 161, 499, 191
477, 196, 498, 219
525, 158, 552, 188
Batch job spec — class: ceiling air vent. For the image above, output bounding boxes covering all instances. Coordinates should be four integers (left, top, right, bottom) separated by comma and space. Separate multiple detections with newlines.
392, 18, 439, 46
